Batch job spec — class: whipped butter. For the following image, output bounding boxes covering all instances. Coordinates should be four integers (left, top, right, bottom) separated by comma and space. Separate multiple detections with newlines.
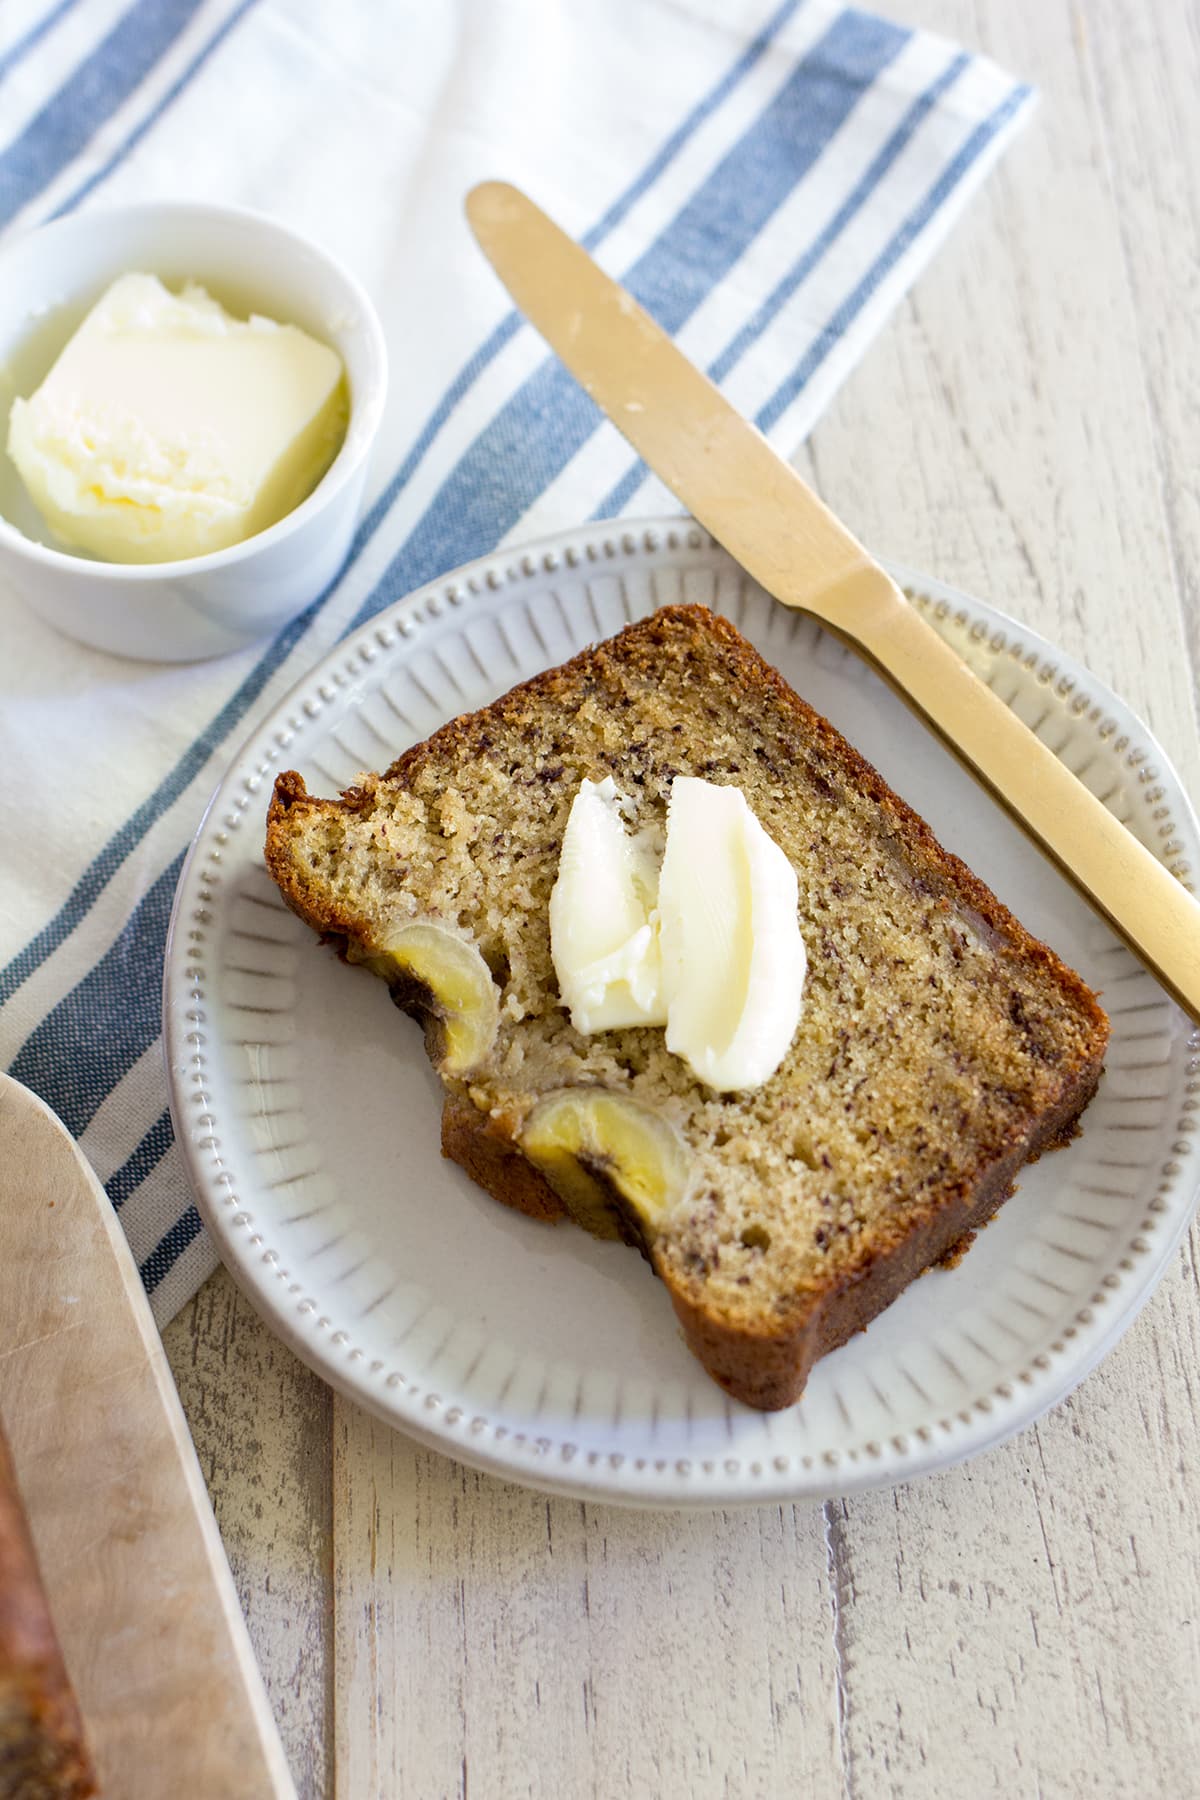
550, 775, 806, 1091
549, 778, 666, 1031
7, 273, 347, 563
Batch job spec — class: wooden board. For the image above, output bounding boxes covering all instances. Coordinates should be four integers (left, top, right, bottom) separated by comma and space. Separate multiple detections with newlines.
0, 1074, 295, 1799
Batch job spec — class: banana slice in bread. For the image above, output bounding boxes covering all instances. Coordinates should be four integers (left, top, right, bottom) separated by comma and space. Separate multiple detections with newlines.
347, 922, 499, 1074
520, 1089, 690, 1256
264, 605, 1109, 1410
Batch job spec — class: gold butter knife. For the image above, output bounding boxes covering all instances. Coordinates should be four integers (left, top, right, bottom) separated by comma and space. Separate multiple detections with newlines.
466, 179, 1200, 1022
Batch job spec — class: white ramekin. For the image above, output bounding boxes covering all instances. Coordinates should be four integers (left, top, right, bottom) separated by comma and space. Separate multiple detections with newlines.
0, 202, 388, 661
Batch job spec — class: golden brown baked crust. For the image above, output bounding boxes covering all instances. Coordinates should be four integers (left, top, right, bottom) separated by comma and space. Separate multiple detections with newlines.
439, 1092, 564, 1223
0, 1418, 97, 1799
266, 604, 1110, 1410
658, 1063, 1100, 1409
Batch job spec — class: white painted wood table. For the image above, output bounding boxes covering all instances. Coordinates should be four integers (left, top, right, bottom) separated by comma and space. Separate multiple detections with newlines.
162, 4, 1200, 1793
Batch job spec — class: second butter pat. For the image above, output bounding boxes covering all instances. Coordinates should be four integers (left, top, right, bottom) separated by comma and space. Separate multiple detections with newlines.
550, 774, 807, 1092
7, 272, 347, 564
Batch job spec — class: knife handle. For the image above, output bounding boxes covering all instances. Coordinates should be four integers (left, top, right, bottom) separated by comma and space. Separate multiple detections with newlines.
839, 575, 1200, 1022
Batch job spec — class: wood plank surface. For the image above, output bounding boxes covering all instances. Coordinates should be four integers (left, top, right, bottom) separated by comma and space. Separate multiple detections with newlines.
163, 1268, 334, 1798
162, 4, 1200, 1795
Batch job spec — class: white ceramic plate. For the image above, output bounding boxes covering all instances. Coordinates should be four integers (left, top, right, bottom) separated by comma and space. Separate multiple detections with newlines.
164, 519, 1200, 1506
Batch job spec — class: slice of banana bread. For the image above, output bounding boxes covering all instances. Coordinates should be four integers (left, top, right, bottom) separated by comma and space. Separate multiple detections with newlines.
265, 604, 1109, 1410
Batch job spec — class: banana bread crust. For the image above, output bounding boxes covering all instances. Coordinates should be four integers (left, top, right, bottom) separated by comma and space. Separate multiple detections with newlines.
440, 1050, 1102, 1410
266, 604, 1110, 1409
658, 1061, 1101, 1408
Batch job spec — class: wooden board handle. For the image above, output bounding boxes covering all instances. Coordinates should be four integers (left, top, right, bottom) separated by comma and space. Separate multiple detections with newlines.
0, 1075, 296, 1800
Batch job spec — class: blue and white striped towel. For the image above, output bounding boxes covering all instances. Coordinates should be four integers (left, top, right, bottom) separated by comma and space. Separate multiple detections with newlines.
0, 0, 1033, 1324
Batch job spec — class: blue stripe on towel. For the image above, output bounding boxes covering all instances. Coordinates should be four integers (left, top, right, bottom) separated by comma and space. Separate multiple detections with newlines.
755, 81, 1032, 433
48, 0, 260, 217
0, 0, 84, 86
591, 47, 971, 519
10, 852, 186, 1135
0, 0, 208, 228
139, 1203, 204, 1288
107, 1107, 175, 1209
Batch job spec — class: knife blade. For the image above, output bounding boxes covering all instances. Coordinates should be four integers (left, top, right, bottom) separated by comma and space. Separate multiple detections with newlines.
466, 179, 1200, 1022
